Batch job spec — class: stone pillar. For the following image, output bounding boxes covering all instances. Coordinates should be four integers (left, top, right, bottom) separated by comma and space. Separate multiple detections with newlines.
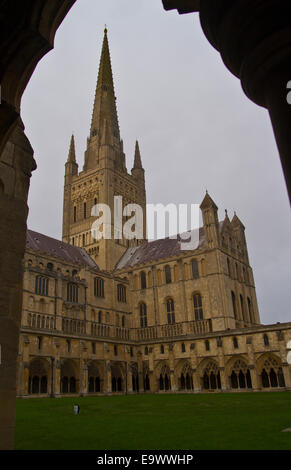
249, 365, 260, 391
54, 360, 61, 396
192, 371, 200, 392
81, 361, 89, 395
282, 364, 291, 389
0, 121, 36, 450
219, 367, 228, 392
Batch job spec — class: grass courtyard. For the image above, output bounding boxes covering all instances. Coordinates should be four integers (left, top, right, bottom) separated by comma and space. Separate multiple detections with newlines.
14, 392, 291, 450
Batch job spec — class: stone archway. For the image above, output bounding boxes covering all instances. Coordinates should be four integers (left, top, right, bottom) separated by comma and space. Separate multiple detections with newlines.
28, 358, 50, 395
61, 359, 79, 394
256, 354, 286, 389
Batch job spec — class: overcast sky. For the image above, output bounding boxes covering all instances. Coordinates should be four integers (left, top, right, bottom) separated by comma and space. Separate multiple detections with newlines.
21, 0, 291, 325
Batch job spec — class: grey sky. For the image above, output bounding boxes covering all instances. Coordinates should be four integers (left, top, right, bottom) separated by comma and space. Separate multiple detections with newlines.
21, 0, 291, 325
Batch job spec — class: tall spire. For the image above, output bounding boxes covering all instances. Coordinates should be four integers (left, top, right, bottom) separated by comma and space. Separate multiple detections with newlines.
133, 140, 143, 169
90, 28, 120, 146
67, 134, 76, 163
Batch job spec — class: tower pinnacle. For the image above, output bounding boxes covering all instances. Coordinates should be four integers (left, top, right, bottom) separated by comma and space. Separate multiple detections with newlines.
133, 140, 143, 169
84, 28, 121, 171
67, 134, 76, 163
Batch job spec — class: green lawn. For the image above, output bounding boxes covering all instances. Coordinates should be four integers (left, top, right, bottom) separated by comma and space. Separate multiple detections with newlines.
14, 392, 291, 450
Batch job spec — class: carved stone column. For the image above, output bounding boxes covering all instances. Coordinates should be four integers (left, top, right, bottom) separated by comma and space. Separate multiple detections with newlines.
0, 121, 36, 450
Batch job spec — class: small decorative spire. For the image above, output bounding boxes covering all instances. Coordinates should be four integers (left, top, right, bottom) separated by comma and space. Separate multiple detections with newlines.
67, 134, 76, 162
133, 140, 143, 169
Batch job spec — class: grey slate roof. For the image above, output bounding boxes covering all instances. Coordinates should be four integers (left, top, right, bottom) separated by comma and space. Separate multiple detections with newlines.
116, 227, 206, 270
26, 230, 98, 269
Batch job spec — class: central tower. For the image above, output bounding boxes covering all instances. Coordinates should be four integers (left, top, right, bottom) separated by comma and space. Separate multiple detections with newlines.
62, 29, 147, 271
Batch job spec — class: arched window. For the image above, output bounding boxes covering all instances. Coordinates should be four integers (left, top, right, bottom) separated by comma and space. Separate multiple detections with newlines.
192, 259, 199, 279
98, 311, 102, 324
193, 294, 203, 321
165, 265, 172, 284
35, 276, 49, 296
166, 298, 175, 324
37, 336, 42, 350
160, 345, 164, 354
117, 284, 127, 303
94, 277, 104, 298
231, 291, 237, 320
181, 343, 186, 353
122, 315, 126, 328
67, 283, 78, 303
145, 346, 149, 356
205, 340, 210, 351
203, 362, 221, 390
114, 345, 118, 356
233, 337, 238, 349
84, 202, 87, 219
140, 271, 147, 289
263, 334, 269, 347
140, 303, 147, 328
240, 295, 246, 323
73, 206, 77, 223
47, 263, 53, 271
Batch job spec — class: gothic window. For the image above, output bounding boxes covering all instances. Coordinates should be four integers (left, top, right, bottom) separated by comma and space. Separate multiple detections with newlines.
231, 291, 237, 320
166, 298, 175, 324
205, 340, 210, 351
94, 277, 104, 298
263, 334, 269, 347
73, 206, 77, 223
37, 336, 42, 350
122, 315, 126, 328
165, 265, 172, 284
84, 202, 87, 219
160, 345, 164, 354
159, 365, 171, 391
193, 294, 203, 321
98, 311, 102, 324
181, 343, 186, 353
240, 295, 246, 323
140, 303, 147, 328
117, 284, 127, 303
92, 342, 96, 354
260, 357, 285, 388
67, 283, 78, 303
35, 276, 49, 296
114, 345, 118, 356
192, 259, 199, 279
233, 337, 238, 349
47, 263, 53, 271
145, 346, 149, 356
66, 340, 71, 353
202, 362, 221, 390
140, 271, 147, 289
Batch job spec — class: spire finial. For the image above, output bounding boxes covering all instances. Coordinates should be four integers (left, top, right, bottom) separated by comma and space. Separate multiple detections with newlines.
104, 24, 107, 34
67, 134, 76, 163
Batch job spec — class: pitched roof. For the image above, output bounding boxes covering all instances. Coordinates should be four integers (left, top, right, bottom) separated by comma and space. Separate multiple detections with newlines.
26, 230, 98, 269
116, 227, 206, 270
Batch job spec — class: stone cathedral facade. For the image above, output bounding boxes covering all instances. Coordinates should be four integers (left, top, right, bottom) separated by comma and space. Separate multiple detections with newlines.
17, 29, 291, 398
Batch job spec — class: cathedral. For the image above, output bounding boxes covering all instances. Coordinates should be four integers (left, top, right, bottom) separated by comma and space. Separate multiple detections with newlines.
17, 29, 291, 398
